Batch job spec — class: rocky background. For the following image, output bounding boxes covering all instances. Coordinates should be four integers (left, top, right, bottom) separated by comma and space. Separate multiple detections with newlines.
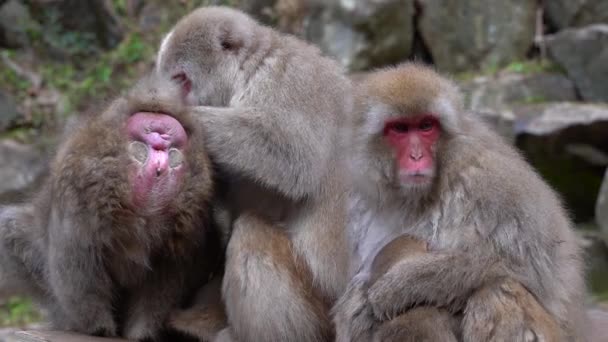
0, 0, 607, 331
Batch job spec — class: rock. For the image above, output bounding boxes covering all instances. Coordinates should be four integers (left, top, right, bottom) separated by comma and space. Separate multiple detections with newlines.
239, 0, 280, 26
587, 307, 608, 342
512, 103, 608, 222
0, 0, 35, 49
470, 102, 608, 222
581, 231, 608, 300
27, 0, 124, 56
304, 0, 415, 71
137, 1, 162, 32
0, 140, 47, 203
0, 91, 19, 132
513, 102, 608, 136
5, 330, 126, 342
462, 71, 578, 113
546, 25, 608, 102
597, 169, 608, 238
418, 0, 536, 73
545, 0, 608, 30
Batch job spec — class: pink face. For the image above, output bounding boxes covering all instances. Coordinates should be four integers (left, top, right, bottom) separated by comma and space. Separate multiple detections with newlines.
383, 114, 440, 186
126, 112, 188, 214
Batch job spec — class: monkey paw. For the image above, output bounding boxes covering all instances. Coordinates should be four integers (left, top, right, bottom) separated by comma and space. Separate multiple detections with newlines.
462, 278, 562, 342
367, 272, 412, 321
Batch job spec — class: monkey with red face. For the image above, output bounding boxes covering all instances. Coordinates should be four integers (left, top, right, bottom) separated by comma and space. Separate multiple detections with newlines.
334, 63, 587, 342
0, 74, 221, 341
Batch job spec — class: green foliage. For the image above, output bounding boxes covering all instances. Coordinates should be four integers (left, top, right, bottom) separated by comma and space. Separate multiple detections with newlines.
113, 0, 128, 16
505, 60, 562, 75
0, 53, 31, 93
38, 31, 153, 117
0, 296, 40, 327
116, 34, 147, 64
41, 8, 100, 56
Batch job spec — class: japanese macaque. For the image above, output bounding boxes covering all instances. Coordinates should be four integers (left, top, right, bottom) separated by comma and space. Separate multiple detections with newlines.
0, 74, 222, 341
156, 6, 352, 342
333, 63, 587, 341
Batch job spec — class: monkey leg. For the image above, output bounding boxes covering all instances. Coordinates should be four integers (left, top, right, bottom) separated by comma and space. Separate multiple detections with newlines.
222, 213, 332, 342
169, 274, 228, 341
47, 222, 117, 336
122, 261, 189, 340
374, 306, 459, 342
462, 278, 563, 342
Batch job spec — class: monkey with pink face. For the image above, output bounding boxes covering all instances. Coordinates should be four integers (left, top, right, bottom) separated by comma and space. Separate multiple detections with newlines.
0, 74, 222, 341
334, 63, 587, 342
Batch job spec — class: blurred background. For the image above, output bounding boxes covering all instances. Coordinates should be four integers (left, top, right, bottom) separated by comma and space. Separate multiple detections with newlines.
0, 0, 607, 334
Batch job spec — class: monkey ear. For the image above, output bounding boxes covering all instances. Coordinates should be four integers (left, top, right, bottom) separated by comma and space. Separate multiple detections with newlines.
218, 25, 245, 52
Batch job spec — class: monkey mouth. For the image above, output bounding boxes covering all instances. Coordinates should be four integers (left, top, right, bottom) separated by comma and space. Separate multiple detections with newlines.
399, 170, 434, 186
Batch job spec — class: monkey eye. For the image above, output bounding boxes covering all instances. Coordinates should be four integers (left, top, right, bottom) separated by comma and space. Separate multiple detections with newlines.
386, 122, 409, 134
418, 119, 435, 132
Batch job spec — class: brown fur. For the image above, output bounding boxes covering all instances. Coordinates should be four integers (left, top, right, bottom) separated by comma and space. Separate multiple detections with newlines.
0, 73, 221, 341
156, 6, 352, 341
369, 235, 427, 285
334, 62, 586, 341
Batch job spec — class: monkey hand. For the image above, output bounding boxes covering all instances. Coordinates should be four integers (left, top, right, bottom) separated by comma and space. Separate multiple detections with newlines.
462, 278, 563, 342
333, 273, 377, 342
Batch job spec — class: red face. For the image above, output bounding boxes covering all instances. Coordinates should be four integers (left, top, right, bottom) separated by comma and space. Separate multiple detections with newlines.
383, 114, 440, 186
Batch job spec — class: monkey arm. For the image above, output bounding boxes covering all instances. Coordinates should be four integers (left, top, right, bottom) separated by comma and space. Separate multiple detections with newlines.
332, 273, 376, 342
367, 250, 504, 321
191, 106, 332, 200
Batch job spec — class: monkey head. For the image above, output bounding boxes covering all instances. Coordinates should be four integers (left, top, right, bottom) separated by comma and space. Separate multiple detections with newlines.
56, 73, 212, 223
348, 63, 466, 202
155, 6, 259, 107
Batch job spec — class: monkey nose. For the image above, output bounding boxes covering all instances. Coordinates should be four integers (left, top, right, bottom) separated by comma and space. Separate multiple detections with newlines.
410, 151, 423, 161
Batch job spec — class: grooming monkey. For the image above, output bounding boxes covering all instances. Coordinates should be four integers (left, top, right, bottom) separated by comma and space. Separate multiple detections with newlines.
156, 6, 352, 341
333, 63, 586, 341
0, 74, 222, 341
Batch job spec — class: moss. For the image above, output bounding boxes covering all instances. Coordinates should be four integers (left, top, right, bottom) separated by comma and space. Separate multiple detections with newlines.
0, 51, 31, 94
505, 60, 563, 75
0, 296, 40, 327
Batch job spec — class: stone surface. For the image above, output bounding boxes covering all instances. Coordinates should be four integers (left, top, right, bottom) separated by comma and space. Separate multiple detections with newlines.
597, 169, 608, 238
587, 307, 608, 342
545, 0, 608, 29
547, 25, 608, 102
0, 91, 19, 132
513, 102, 608, 136
4, 330, 127, 342
0, 0, 34, 49
0, 140, 47, 203
25, 0, 124, 57
462, 71, 578, 113
512, 103, 608, 222
305, 0, 414, 71
418, 0, 536, 73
